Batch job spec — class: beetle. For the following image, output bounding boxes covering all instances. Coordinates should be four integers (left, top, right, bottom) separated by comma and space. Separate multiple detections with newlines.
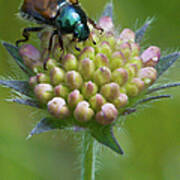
16, 0, 103, 68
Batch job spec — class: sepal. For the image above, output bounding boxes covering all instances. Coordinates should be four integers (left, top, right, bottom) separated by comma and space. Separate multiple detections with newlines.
90, 124, 124, 154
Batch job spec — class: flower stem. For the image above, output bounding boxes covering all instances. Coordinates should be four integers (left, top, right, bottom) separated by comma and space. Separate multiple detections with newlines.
81, 132, 96, 180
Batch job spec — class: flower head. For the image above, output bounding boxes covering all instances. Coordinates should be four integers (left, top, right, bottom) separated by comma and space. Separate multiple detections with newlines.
1, 3, 180, 155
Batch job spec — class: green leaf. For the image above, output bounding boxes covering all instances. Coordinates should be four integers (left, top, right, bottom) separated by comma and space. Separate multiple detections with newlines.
155, 52, 180, 78
28, 117, 68, 138
9, 98, 40, 108
2, 42, 34, 76
0, 80, 33, 97
135, 18, 154, 44
90, 125, 123, 154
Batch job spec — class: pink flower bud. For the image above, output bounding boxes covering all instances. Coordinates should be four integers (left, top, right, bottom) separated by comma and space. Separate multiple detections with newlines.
96, 103, 118, 125
34, 84, 54, 104
62, 54, 78, 71
100, 83, 120, 101
29, 76, 38, 87
138, 67, 157, 86
46, 58, 58, 71
89, 94, 106, 111
98, 16, 114, 32
94, 67, 111, 85
131, 78, 145, 92
98, 41, 112, 57
110, 51, 126, 70
82, 81, 98, 99
112, 68, 128, 86
68, 90, 84, 109
79, 46, 95, 60
113, 93, 128, 109
78, 58, 95, 80
74, 101, 94, 122
54, 85, 69, 98
50, 67, 65, 86
141, 46, 161, 67
19, 44, 41, 69
48, 97, 70, 118
94, 53, 109, 68
65, 71, 83, 90
36, 73, 50, 83
119, 28, 135, 43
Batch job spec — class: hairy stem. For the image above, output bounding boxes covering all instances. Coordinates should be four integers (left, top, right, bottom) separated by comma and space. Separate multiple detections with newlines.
81, 132, 96, 180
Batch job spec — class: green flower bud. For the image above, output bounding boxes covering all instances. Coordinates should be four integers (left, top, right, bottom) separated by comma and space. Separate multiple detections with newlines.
78, 58, 95, 80
105, 32, 116, 47
54, 85, 69, 99
79, 46, 95, 60
36, 73, 50, 83
82, 81, 98, 99
89, 94, 106, 111
65, 71, 83, 89
110, 51, 126, 71
46, 58, 58, 71
94, 67, 111, 86
112, 68, 128, 86
131, 78, 145, 92
62, 54, 78, 71
96, 103, 118, 125
68, 90, 84, 109
100, 83, 120, 101
119, 42, 131, 59
50, 67, 65, 86
48, 97, 70, 119
74, 101, 94, 122
119, 28, 135, 43
97, 41, 112, 57
138, 67, 157, 86
125, 82, 139, 97
34, 84, 54, 104
29, 76, 38, 87
113, 93, 128, 109
124, 63, 138, 80
130, 43, 140, 57
94, 53, 109, 68
141, 46, 161, 67
129, 56, 142, 70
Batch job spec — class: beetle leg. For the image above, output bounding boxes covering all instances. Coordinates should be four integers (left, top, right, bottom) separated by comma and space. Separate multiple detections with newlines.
57, 31, 66, 60
71, 37, 81, 51
43, 30, 58, 69
87, 18, 104, 34
16, 27, 44, 47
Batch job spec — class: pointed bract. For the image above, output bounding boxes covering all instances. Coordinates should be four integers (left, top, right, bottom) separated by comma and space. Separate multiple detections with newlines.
155, 52, 180, 78
101, 2, 113, 20
0, 80, 33, 97
147, 82, 180, 94
135, 18, 154, 44
29, 117, 68, 137
2, 42, 34, 76
90, 125, 124, 154
134, 94, 172, 107
9, 98, 40, 108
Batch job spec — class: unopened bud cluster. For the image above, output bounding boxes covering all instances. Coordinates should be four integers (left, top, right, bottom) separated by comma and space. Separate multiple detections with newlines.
19, 17, 160, 126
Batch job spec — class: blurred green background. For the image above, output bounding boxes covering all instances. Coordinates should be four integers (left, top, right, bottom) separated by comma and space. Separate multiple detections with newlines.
0, 0, 180, 179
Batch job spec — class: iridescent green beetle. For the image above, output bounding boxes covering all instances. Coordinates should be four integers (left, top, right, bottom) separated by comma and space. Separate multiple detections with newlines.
16, 0, 103, 67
